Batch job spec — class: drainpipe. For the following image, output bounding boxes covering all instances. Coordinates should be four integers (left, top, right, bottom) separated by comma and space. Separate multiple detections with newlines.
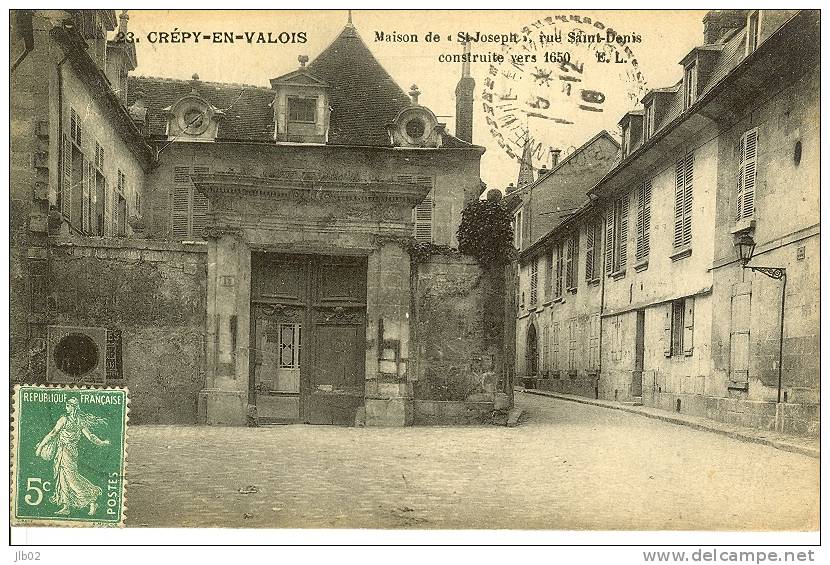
11, 11, 35, 74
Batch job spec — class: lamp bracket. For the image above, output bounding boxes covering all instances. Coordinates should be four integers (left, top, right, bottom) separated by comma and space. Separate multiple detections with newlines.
747, 266, 786, 280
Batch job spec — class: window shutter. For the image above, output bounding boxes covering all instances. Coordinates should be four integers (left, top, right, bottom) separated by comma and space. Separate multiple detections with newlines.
729, 282, 752, 388
412, 177, 433, 243
565, 236, 574, 289
62, 134, 72, 219
585, 220, 595, 281
619, 195, 629, 269
191, 166, 210, 239
81, 158, 91, 234
683, 297, 695, 356
740, 129, 757, 220
663, 303, 673, 357
544, 251, 552, 301
674, 159, 685, 248
636, 179, 652, 262
530, 259, 538, 305
683, 154, 694, 246
551, 322, 559, 371
736, 135, 745, 221
605, 212, 613, 276
555, 243, 563, 297
572, 232, 579, 288
172, 166, 191, 240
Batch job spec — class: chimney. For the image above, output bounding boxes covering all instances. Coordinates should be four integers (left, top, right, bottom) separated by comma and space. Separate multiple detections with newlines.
550, 148, 562, 167
454, 40, 475, 143
702, 10, 748, 44
537, 165, 547, 180
127, 91, 148, 135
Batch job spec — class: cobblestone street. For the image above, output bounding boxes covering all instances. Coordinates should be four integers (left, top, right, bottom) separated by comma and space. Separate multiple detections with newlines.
125, 394, 819, 530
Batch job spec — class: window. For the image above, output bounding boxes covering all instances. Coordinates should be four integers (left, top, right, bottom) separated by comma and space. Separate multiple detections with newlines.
171, 165, 211, 240
606, 194, 629, 275
635, 178, 652, 263
664, 298, 695, 357
62, 108, 85, 226
397, 175, 434, 242
565, 233, 578, 291
587, 313, 600, 371
736, 129, 758, 221
544, 250, 553, 301
585, 218, 602, 281
747, 11, 760, 54
529, 259, 538, 306
644, 101, 655, 141
684, 62, 697, 109
288, 97, 316, 123
93, 141, 106, 235
513, 210, 523, 250
551, 321, 560, 372
554, 240, 564, 298
621, 124, 629, 157
525, 324, 538, 375
541, 324, 549, 373
673, 153, 694, 249
278, 323, 302, 369
566, 318, 577, 372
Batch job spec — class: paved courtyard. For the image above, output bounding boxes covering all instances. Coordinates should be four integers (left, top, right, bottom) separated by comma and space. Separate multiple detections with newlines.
125, 393, 819, 530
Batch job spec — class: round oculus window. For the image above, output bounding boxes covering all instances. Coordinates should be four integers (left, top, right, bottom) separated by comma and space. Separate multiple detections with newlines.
53, 333, 99, 377
405, 118, 426, 139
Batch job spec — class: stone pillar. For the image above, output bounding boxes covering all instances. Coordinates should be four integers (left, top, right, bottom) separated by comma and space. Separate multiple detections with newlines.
198, 228, 251, 425
364, 240, 414, 426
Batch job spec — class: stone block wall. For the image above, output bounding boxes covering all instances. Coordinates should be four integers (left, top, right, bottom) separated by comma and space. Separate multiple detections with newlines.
43, 237, 208, 423
412, 253, 505, 402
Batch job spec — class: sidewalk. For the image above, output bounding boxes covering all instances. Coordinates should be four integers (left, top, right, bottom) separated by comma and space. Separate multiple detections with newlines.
518, 388, 819, 459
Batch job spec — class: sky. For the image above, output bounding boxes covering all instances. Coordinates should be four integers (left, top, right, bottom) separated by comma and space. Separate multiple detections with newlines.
126, 9, 706, 191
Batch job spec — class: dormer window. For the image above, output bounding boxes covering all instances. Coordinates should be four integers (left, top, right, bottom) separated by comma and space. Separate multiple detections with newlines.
621, 124, 630, 157
288, 97, 317, 124
747, 11, 760, 54
684, 61, 698, 109
644, 101, 655, 141
270, 57, 330, 144
166, 91, 222, 142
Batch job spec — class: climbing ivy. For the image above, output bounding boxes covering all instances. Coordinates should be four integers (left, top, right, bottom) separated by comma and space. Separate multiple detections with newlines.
457, 199, 515, 267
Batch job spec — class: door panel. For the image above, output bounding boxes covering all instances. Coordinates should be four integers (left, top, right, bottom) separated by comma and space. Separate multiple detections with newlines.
251, 253, 367, 425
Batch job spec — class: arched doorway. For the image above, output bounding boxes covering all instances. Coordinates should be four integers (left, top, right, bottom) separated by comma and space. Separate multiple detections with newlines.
524, 324, 538, 388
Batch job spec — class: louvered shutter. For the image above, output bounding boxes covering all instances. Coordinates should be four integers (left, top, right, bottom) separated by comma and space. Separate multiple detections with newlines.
738, 129, 757, 220
619, 195, 629, 270
191, 166, 210, 239
683, 297, 695, 356
172, 166, 191, 240
62, 134, 72, 219
605, 211, 613, 275
81, 158, 91, 234
585, 220, 595, 281
552, 322, 559, 370
636, 179, 652, 262
565, 236, 574, 290
683, 154, 693, 246
663, 303, 673, 357
555, 242, 563, 297
674, 159, 685, 248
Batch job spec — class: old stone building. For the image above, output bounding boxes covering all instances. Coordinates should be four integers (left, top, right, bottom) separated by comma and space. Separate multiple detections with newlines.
11, 11, 505, 426
511, 9, 819, 435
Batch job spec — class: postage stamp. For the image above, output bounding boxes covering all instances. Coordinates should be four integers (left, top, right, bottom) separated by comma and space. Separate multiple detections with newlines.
11, 385, 129, 527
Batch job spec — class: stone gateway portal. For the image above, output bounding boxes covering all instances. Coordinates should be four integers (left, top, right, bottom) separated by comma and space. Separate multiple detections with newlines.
250, 254, 367, 425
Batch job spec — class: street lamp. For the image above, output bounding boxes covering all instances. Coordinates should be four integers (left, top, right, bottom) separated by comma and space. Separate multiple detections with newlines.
733, 233, 787, 403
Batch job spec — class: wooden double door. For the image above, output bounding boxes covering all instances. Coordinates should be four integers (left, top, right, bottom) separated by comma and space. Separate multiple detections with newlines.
250, 253, 367, 425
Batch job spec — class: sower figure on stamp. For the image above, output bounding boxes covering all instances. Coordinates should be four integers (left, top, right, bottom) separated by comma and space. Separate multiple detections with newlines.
34, 397, 111, 516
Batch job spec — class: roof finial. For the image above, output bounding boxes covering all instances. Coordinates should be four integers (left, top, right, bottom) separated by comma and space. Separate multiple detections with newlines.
347, 10, 354, 27
409, 84, 421, 105
298, 55, 309, 68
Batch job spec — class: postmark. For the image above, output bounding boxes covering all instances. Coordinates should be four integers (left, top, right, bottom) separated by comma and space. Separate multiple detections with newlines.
483, 13, 649, 171
11, 385, 129, 527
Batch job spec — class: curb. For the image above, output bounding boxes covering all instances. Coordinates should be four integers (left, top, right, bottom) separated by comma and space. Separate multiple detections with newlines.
520, 389, 819, 459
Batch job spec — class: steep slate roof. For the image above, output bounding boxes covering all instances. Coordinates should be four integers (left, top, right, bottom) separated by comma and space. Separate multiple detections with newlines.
127, 76, 276, 141
305, 24, 409, 147
128, 24, 474, 148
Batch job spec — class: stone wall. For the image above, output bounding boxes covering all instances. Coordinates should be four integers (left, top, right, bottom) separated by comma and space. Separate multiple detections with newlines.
44, 237, 207, 423
412, 253, 505, 403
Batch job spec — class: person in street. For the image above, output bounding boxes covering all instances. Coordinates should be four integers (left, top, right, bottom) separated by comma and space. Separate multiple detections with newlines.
34, 397, 110, 516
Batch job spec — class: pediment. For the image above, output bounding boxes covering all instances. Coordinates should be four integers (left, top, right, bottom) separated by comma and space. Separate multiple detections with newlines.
269, 70, 329, 89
